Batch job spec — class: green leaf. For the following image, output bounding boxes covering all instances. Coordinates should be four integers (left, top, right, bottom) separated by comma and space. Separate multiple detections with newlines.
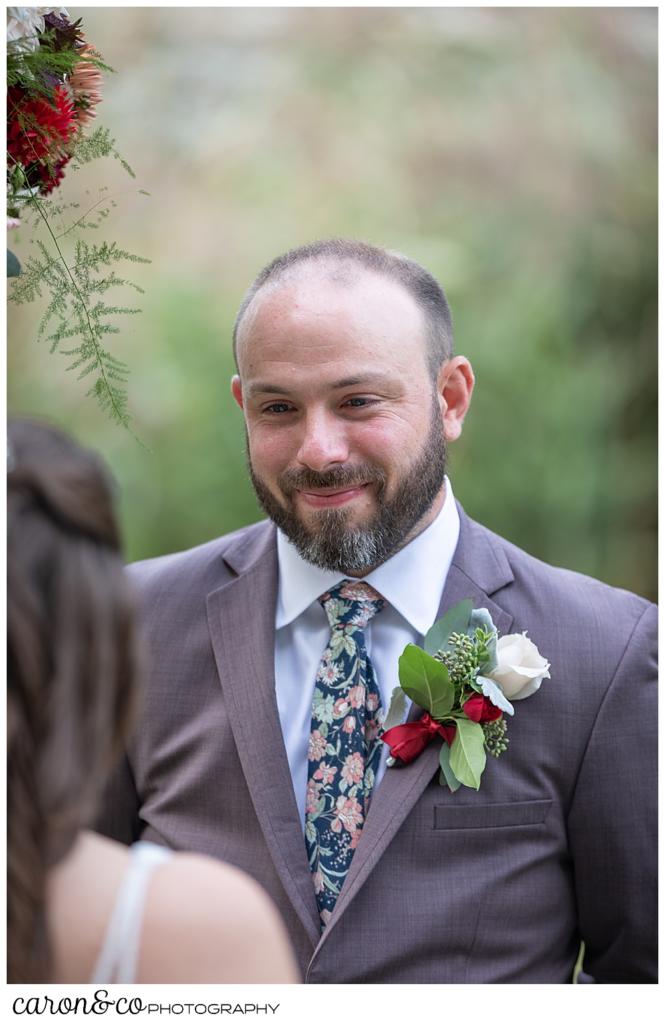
382, 685, 408, 731
449, 717, 486, 790
469, 608, 498, 672
398, 644, 455, 718
7, 249, 21, 277
424, 599, 474, 656
439, 742, 461, 792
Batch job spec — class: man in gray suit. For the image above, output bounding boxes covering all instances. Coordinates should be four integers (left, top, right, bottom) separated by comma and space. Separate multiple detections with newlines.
98, 239, 657, 983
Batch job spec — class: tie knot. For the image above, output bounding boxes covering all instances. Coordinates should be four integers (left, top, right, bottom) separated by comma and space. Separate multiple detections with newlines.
319, 579, 384, 631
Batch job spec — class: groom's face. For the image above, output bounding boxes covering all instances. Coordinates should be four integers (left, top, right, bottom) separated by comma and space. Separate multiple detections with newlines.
231, 267, 449, 573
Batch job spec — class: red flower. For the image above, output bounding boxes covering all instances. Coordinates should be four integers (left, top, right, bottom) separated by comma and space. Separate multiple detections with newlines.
7, 85, 77, 168
463, 694, 503, 723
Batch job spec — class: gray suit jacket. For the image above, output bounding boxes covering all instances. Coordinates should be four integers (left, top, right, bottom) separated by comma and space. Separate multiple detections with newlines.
97, 506, 657, 983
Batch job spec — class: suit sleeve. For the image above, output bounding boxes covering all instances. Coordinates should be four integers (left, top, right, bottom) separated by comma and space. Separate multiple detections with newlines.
567, 602, 657, 983
93, 750, 142, 847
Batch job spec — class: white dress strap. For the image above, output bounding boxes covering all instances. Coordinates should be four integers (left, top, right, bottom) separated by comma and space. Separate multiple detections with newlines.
90, 841, 173, 985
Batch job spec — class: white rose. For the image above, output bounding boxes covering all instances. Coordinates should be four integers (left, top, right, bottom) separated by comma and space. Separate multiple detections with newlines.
6, 8, 68, 49
488, 632, 550, 700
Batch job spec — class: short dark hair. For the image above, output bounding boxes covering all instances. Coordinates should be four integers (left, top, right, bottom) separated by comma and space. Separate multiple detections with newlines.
232, 238, 454, 377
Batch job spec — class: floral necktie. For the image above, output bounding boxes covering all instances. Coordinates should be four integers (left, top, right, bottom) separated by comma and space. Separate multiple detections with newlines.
304, 579, 385, 927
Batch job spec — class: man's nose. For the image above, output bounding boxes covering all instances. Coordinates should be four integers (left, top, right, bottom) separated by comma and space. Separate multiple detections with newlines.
296, 410, 350, 471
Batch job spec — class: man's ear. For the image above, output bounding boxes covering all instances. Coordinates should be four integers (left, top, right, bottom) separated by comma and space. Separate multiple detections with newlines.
436, 356, 474, 442
231, 375, 244, 410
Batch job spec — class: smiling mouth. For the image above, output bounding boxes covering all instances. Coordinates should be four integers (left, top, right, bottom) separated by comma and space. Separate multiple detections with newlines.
297, 483, 371, 509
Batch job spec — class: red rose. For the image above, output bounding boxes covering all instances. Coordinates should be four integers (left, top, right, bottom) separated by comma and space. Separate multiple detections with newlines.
463, 694, 503, 723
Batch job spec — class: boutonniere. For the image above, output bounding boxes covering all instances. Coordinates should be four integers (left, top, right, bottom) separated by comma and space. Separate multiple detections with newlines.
381, 599, 550, 791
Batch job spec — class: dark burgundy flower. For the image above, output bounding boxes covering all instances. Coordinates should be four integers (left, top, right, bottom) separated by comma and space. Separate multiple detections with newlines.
41, 12, 84, 51
27, 154, 73, 195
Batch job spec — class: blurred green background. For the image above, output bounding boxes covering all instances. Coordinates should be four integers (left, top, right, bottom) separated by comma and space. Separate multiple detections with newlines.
7, 7, 657, 601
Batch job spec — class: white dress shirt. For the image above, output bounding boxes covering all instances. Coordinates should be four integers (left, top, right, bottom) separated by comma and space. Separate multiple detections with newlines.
275, 477, 461, 827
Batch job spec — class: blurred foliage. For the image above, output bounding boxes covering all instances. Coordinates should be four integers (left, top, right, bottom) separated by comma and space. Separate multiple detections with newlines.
7, 7, 656, 600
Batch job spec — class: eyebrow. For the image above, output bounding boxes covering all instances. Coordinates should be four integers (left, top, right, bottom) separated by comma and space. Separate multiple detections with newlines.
245, 373, 398, 397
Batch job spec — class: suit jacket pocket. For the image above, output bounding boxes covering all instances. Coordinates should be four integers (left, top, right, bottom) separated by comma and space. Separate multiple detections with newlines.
433, 799, 552, 830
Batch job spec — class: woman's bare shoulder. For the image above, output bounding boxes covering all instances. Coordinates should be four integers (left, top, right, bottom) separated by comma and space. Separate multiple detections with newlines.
136, 851, 301, 983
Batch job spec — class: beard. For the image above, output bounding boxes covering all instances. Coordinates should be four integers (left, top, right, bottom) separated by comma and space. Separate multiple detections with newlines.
247, 399, 447, 574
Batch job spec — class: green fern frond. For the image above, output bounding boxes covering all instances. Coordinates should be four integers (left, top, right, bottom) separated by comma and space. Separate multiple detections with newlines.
9, 186, 150, 430
70, 126, 136, 178
7, 39, 80, 94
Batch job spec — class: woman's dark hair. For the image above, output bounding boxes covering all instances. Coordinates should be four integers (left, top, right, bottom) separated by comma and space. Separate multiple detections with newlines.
7, 418, 139, 983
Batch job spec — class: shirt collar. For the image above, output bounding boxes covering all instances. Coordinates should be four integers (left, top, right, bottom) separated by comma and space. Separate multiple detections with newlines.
275, 477, 460, 636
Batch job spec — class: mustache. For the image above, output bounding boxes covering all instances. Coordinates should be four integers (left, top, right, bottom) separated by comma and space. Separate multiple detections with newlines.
278, 463, 386, 497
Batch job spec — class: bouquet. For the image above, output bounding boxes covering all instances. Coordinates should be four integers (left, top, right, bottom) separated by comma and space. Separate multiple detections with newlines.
7, 7, 148, 431
7, 7, 105, 225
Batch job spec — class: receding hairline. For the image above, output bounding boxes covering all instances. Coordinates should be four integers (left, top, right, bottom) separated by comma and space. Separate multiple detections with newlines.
232, 240, 455, 376
235, 259, 422, 350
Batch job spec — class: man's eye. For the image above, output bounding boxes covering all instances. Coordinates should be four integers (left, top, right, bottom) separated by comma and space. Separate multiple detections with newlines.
263, 402, 294, 414
343, 397, 374, 408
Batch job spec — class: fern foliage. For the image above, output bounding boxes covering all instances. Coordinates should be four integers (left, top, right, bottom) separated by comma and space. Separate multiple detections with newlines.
7, 31, 111, 97
70, 124, 136, 178
9, 188, 149, 430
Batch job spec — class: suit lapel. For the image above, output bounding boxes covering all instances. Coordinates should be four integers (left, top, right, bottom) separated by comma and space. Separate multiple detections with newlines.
206, 524, 321, 947
314, 507, 516, 951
